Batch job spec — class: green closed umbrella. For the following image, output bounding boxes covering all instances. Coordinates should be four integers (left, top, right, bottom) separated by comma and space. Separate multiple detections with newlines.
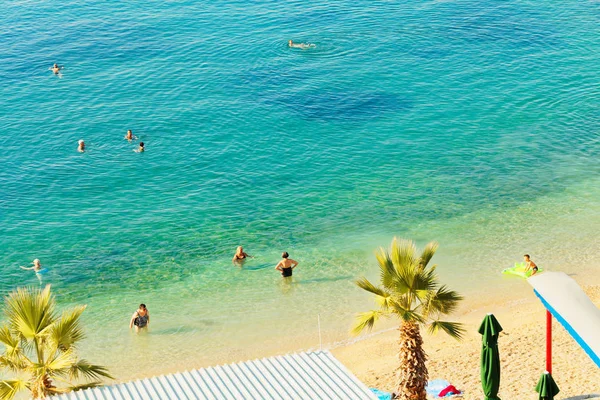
535, 372, 560, 400
478, 313, 503, 400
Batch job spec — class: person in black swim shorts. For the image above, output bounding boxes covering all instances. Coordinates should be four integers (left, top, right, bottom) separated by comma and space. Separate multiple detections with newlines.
524, 254, 538, 276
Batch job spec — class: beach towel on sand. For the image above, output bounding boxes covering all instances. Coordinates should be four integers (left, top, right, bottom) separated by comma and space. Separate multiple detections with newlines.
426, 380, 463, 398
370, 388, 392, 400
439, 385, 461, 396
426, 380, 450, 397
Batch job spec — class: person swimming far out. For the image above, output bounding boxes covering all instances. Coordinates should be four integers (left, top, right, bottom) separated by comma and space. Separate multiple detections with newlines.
275, 251, 298, 278
49, 63, 64, 77
77, 140, 85, 152
129, 303, 150, 333
288, 40, 316, 49
232, 246, 252, 263
523, 254, 538, 276
135, 142, 145, 152
125, 129, 137, 141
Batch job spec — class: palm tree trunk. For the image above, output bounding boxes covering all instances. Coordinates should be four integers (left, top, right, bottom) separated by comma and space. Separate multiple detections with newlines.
395, 321, 428, 400
43, 373, 55, 392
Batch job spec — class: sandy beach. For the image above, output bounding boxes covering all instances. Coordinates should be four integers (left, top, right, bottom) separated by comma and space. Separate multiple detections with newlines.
334, 279, 600, 399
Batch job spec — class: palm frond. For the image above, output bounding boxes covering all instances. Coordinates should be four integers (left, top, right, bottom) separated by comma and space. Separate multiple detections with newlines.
374, 247, 399, 290
0, 326, 20, 357
45, 348, 77, 375
390, 302, 425, 324
69, 360, 114, 380
418, 241, 439, 269
355, 278, 392, 310
411, 268, 438, 302
390, 237, 416, 273
428, 320, 465, 340
0, 354, 30, 373
391, 238, 423, 295
48, 305, 86, 351
426, 285, 464, 317
4, 285, 56, 341
0, 325, 32, 373
351, 310, 384, 335
0, 379, 29, 400
374, 295, 395, 310
380, 238, 415, 296
355, 277, 388, 297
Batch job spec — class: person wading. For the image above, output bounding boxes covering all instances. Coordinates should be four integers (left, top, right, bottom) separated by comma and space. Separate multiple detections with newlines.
129, 303, 150, 332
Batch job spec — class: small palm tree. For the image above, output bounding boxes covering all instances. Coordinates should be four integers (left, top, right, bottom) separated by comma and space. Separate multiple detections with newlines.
0, 285, 113, 399
352, 238, 464, 400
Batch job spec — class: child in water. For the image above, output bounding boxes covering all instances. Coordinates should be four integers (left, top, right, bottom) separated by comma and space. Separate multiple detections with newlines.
524, 254, 538, 276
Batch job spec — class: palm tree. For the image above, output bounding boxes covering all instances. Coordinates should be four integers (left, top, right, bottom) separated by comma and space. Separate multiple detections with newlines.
352, 238, 464, 400
0, 285, 113, 399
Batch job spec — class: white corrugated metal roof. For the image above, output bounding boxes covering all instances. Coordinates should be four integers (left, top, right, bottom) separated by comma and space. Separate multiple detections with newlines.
529, 272, 600, 368
55, 350, 378, 400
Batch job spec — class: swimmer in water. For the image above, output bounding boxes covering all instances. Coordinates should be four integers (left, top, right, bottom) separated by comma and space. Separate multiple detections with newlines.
288, 40, 316, 49
49, 63, 64, 77
135, 142, 145, 152
232, 246, 252, 263
125, 129, 137, 141
275, 251, 298, 278
20, 259, 44, 283
77, 140, 85, 153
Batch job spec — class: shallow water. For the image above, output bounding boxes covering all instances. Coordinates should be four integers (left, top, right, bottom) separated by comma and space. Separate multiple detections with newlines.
1, 0, 599, 380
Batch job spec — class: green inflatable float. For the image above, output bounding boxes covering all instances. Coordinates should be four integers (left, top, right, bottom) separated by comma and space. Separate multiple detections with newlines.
502, 262, 543, 278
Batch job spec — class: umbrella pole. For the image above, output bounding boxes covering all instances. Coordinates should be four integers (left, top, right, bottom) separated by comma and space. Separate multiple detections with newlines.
546, 310, 552, 374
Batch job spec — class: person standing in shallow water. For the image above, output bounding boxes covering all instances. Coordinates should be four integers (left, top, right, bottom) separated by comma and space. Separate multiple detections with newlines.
20, 258, 43, 273
232, 246, 252, 263
129, 304, 150, 332
275, 252, 298, 277
20, 258, 45, 283
77, 140, 85, 152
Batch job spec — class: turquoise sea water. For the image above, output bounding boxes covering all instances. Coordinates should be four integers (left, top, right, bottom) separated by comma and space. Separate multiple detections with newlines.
1, 0, 599, 380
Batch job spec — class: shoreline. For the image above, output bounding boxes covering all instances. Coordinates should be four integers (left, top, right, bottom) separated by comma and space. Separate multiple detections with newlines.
92, 268, 600, 397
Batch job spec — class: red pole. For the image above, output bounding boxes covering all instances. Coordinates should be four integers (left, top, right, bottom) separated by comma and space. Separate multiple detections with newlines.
546, 310, 552, 374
